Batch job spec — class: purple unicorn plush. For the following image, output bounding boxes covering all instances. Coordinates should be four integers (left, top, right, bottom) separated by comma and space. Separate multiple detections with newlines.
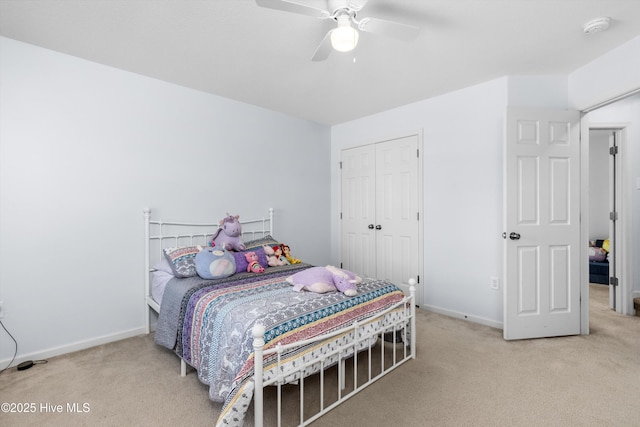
210, 213, 246, 251
286, 265, 360, 296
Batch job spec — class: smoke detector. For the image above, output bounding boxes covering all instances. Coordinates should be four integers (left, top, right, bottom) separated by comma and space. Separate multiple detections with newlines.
583, 17, 611, 34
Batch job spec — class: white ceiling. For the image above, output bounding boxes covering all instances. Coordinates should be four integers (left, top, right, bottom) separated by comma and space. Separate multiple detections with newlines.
2, 0, 640, 125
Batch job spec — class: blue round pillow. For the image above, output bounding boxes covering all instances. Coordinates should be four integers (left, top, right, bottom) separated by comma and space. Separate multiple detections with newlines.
195, 247, 236, 280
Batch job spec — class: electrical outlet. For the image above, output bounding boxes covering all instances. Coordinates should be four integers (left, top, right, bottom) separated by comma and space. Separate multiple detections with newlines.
490, 277, 500, 290
0, 301, 4, 319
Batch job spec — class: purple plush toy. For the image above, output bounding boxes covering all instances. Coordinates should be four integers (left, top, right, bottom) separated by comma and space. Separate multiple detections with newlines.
210, 213, 246, 251
286, 265, 361, 296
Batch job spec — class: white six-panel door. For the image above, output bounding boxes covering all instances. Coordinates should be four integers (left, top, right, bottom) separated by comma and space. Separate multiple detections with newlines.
504, 108, 581, 340
341, 144, 377, 279
374, 138, 420, 295
341, 135, 421, 301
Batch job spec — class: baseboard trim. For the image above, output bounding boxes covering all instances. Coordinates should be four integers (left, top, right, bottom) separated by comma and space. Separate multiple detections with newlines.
0, 327, 147, 369
422, 304, 503, 330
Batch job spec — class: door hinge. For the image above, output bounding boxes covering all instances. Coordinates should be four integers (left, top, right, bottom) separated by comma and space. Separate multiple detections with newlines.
339, 161, 343, 169
610, 211, 618, 221
417, 149, 419, 158
340, 212, 342, 219
417, 212, 419, 221
609, 146, 618, 156
610, 276, 619, 287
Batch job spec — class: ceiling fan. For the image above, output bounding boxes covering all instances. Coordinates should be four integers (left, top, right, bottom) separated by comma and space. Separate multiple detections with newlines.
255, 0, 420, 61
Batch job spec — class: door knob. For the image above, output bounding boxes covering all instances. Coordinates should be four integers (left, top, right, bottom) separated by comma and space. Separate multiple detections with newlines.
368, 224, 374, 229
509, 232, 521, 240
375, 225, 382, 230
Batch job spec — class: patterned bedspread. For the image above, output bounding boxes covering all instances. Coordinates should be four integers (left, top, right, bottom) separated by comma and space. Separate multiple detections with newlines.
154, 264, 405, 426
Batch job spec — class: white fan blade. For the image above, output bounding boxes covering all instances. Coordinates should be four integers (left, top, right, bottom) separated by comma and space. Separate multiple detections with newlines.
347, 0, 368, 12
255, 0, 330, 19
311, 30, 333, 62
358, 17, 419, 41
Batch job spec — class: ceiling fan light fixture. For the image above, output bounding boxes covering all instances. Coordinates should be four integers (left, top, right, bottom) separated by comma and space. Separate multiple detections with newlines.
331, 14, 359, 52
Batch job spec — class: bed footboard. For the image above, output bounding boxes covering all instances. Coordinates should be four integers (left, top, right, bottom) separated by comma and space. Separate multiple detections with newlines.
252, 280, 417, 427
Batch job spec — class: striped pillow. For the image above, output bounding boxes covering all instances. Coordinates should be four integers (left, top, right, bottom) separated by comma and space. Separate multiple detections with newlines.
163, 246, 202, 278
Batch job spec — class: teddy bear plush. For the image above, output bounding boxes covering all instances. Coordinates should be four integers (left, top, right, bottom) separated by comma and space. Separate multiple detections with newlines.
244, 251, 265, 273
286, 265, 361, 296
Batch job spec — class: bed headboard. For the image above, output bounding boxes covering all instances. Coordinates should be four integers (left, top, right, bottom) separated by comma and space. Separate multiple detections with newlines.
143, 208, 274, 333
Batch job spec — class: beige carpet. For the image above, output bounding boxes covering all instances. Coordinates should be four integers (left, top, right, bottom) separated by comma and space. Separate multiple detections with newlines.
2, 284, 639, 427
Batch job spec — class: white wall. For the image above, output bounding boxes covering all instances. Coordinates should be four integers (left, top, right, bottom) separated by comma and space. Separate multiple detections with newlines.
507, 75, 569, 109
0, 37, 331, 365
569, 35, 640, 111
331, 78, 509, 327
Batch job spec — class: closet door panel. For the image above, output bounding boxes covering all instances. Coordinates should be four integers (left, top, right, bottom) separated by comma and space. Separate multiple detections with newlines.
341, 144, 377, 278
375, 136, 420, 293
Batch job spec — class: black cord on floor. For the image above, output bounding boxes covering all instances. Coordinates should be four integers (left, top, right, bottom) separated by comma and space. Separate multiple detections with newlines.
0, 319, 18, 375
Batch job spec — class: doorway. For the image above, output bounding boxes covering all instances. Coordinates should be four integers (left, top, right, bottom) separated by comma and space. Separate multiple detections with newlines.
582, 91, 640, 320
588, 129, 619, 310
587, 125, 630, 314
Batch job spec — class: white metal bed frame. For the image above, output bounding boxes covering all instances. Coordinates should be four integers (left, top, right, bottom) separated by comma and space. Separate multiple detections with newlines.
143, 207, 274, 376
252, 285, 416, 427
143, 208, 416, 427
